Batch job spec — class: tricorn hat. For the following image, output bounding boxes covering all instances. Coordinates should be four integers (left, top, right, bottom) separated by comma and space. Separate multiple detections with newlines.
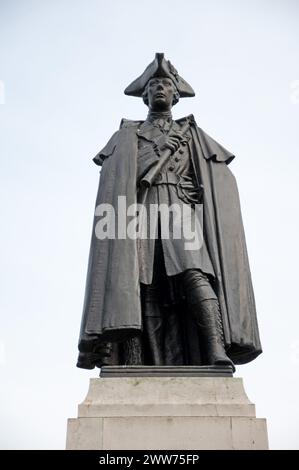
124, 53, 195, 98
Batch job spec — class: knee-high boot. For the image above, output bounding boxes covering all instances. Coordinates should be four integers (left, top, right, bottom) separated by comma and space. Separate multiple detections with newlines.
189, 298, 235, 371
123, 335, 143, 365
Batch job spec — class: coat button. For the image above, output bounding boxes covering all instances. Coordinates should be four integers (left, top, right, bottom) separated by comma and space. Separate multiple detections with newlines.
168, 166, 174, 171
179, 148, 184, 154
174, 157, 180, 162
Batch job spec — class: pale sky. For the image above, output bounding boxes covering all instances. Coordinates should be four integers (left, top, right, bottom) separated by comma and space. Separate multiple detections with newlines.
0, 0, 299, 449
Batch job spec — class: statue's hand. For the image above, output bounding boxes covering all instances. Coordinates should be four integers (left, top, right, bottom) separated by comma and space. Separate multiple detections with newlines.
154, 131, 189, 154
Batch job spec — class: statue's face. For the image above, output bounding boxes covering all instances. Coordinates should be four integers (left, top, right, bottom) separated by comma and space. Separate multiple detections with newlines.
146, 77, 176, 111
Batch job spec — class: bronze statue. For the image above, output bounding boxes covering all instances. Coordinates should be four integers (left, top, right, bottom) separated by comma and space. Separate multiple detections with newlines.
77, 53, 262, 372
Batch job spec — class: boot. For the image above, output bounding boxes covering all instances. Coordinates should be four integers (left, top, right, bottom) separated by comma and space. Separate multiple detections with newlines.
123, 335, 143, 365
190, 298, 235, 372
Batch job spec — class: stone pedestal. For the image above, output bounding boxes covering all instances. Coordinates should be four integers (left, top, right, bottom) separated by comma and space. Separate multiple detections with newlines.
66, 369, 268, 450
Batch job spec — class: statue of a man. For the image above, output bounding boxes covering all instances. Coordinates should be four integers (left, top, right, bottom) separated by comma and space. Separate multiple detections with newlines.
77, 53, 262, 371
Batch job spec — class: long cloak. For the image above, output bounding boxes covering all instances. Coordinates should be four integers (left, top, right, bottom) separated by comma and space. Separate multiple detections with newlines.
77, 115, 262, 367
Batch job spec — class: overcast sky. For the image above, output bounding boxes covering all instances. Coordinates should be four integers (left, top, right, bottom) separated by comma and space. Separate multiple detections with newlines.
0, 0, 299, 449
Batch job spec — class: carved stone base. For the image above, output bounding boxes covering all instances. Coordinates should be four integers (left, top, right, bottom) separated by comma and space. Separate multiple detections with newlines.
66, 373, 268, 450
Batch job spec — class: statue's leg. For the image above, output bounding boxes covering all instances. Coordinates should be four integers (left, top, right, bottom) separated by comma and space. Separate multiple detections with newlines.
140, 236, 166, 365
141, 282, 165, 365
123, 335, 143, 365
143, 315, 164, 365
181, 269, 235, 370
